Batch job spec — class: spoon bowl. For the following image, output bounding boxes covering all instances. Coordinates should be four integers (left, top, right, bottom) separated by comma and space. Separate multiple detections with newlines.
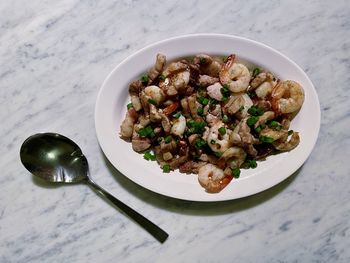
20, 133, 88, 183
20, 132, 168, 243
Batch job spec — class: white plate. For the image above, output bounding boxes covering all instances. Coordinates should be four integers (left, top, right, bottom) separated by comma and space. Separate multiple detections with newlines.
95, 34, 320, 202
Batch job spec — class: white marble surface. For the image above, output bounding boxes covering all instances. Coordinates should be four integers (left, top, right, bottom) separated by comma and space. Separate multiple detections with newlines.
1, 0, 349, 262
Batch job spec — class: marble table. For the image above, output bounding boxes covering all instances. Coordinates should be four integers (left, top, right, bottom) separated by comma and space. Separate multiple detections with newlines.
1, 0, 349, 262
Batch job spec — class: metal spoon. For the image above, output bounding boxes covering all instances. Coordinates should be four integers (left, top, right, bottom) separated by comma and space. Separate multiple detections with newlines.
20, 132, 168, 243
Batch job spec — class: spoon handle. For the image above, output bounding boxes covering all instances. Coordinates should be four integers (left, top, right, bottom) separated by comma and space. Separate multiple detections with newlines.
86, 178, 168, 243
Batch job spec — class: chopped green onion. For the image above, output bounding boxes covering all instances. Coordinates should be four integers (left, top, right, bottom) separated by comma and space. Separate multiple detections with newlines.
259, 135, 274, 143
143, 151, 156, 161
252, 68, 261, 77
138, 126, 155, 138
242, 159, 258, 169
198, 96, 209, 105
164, 135, 172, 144
194, 138, 207, 149
246, 116, 259, 126
199, 57, 206, 64
248, 159, 257, 168
220, 86, 230, 97
197, 107, 204, 116
157, 137, 164, 144
140, 74, 149, 84
288, 130, 294, 135
222, 96, 229, 102
186, 120, 207, 134
214, 151, 223, 158
162, 164, 171, 173
127, 102, 133, 110
248, 106, 264, 116
222, 115, 229, 123
148, 99, 157, 105
218, 127, 226, 135
247, 91, 257, 98
210, 139, 216, 144
255, 124, 267, 133
158, 74, 166, 81
268, 120, 282, 130
231, 168, 241, 178
209, 98, 219, 105
239, 105, 244, 112
172, 111, 181, 118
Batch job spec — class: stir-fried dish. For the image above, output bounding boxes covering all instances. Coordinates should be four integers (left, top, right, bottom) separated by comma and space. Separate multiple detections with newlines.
120, 53, 304, 193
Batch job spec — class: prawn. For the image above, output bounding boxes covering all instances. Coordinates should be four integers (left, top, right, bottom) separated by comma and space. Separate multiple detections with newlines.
198, 163, 233, 193
223, 94, 253, 119
198, 75, 219, 87
260, 127, 288, 141
120, 108, 138, 140
148, 53, 166, 83
219, 54, 250, 93
128, 80, 143, 111
250, 72, 277, 98
207, 82, 224, 101
232, 118, 258, 145
207, 121, 231, 153
159, 61, 190, 95
271, 80, 305, 114
254, 111, 275, 129
220, 147, 247, 169
171, 115, 186, 137
194, 54, 222, 77
143, 85, 165, 105
273, 131, 300, 151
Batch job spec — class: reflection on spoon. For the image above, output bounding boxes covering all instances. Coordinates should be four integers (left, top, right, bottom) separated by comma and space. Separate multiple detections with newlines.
20, 133, 168, 243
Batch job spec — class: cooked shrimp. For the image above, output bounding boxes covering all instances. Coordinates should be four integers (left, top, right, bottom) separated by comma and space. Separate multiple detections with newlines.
198, 75, 219, 87
206, 113, 220, 127
220, 147, 246, 169
194, 54, 222, 77
233, 118, 257, 144
159, 111, 171, 133
254, 111, 275, 128
260, 127, 288, 141
281, 118, 291, 130
250, 72, 277, 98
207, 82, 224, 101
210, 104, 222, 118
171, 115, 186, 137
173, 71, 190, 91
128, 80, 143, 111
120, 108, 138, 140
144, 85, 165, 105
271, 80, 305, 114
131, 127, 151, 152
149, 104, 162, 122
223, 94, 253, 119
273, 132, 300, 151
207, 122, 231, 153
198, 164, 233, 193
219, 54, 250, 93
188, 94, 203, 121
159, 61, 190, 95
148, 53, 166, 82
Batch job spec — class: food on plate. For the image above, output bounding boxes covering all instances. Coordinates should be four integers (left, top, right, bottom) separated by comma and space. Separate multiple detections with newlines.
119, 53, 304, 193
